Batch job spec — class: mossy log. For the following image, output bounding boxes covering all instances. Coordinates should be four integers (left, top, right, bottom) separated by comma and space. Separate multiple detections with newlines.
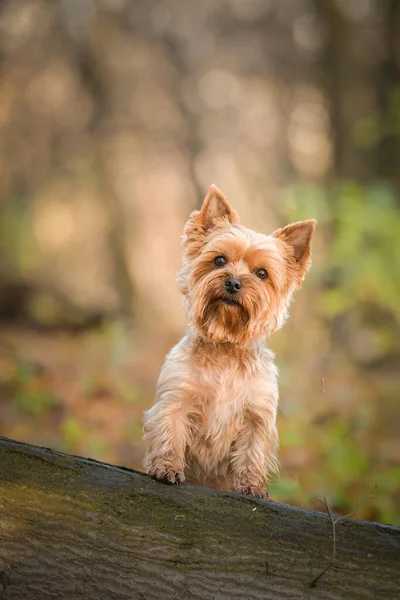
0, 436, 399, 600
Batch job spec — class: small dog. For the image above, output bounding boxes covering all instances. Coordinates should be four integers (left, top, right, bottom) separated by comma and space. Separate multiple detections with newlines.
143, 185, 316, 498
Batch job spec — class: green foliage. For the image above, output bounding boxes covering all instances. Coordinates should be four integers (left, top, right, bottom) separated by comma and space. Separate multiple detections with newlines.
0, 199, 37, 275
124, 421, 143, 441
61, 418, 84, 449
13, 390, 55, 416
323, 182, 400, 322
10, 360, 57, 416
388, 84, 400, 136
275, 411, 400, 526
353, 116, 383, 149
86, 433, 109, 457
284, 184, 331, 225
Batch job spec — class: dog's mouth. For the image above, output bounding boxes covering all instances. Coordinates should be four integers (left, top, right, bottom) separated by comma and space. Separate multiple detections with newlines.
215, 296, 241, 307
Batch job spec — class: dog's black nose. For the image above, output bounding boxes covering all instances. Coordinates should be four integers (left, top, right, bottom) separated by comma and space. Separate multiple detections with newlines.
225, 278, 242, 293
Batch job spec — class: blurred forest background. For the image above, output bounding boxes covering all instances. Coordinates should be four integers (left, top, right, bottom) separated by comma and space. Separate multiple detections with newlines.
0, 0, 399, 525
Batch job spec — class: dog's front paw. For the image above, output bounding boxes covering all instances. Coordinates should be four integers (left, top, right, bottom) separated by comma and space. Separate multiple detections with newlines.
147, 461, 185, 485
153, 469, 184, 485
232, 485, 269, 499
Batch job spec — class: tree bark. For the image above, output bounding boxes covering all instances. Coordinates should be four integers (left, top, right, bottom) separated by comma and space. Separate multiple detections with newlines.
0, 436, 399, 600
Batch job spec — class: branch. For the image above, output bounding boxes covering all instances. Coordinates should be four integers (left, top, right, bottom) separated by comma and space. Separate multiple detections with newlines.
310, 488, 377, 588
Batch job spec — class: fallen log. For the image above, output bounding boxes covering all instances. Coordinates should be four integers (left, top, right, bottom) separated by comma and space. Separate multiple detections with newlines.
0, 436, 399, 600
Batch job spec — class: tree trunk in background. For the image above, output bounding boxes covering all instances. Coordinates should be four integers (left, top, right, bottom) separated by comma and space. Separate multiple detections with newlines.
375, 0, 400, 188
0, 437, 399, 600
318, 0, 400, 187
318, 0, 370, 181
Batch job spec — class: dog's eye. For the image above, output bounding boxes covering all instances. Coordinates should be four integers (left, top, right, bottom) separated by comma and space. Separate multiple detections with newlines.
256, 268, 268, 280
214, 256, 227, 268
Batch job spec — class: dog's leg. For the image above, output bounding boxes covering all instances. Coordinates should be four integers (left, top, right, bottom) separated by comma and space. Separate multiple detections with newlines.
230, 408, 278, 498
143, 393, 191, 485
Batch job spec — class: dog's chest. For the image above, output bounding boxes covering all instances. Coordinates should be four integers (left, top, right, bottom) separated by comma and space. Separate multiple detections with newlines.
184, 344, 278, 477
186, 339, 277, 443
204, 369, 245, 424
193, 358, 262, 439
187, 366, 245, 469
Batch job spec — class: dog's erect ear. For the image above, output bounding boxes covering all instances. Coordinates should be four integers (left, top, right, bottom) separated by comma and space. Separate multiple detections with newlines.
198, 184, 239, 229
273, 219, 316, 263
273, 219, 316, 283
178, 185, 238, 293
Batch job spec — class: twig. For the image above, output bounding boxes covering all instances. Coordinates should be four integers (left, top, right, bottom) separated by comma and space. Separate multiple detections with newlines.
309, 497, 336, 588
309, 487, 376, 588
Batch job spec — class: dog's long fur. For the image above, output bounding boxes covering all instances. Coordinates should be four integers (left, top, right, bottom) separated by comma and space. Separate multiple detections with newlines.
143, 185, 316, 498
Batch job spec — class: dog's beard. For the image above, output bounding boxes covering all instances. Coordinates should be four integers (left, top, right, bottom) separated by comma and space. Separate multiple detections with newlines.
204, 296, 249, 340
189, 281, 267, 343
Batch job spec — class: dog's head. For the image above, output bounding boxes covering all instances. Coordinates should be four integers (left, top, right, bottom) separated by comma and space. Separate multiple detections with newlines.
178, 184, 316, 344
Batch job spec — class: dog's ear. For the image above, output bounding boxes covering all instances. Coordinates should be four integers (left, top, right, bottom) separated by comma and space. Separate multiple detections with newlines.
272, 219, 316, 284
198, 184, 239, 229
178, 185, 238, 294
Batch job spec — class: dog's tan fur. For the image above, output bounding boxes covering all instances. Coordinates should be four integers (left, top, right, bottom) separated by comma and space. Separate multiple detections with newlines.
143, 185, 316, 498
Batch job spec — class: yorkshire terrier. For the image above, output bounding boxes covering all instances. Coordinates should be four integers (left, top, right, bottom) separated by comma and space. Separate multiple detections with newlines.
143, 184, 316, 498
